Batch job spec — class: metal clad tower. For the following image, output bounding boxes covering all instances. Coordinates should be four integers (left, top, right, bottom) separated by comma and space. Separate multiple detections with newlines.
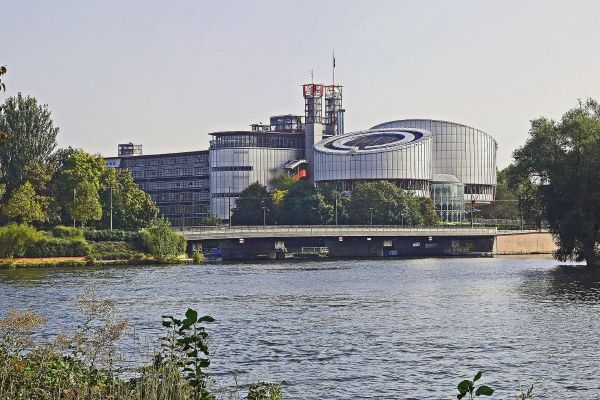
303, 83, 324, 181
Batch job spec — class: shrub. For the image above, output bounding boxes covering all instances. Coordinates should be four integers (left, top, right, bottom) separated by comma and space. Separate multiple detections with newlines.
90, 241, 137, 260
140, 218, 186, 262
0, 224, 43, 258
193, 251, 205, 264
52, 226, 84, 239
247, 382, 283, 400
84, 229, 139, 242
25, 238, 90, 258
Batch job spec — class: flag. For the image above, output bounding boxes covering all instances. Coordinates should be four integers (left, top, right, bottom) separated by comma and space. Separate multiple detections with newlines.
333, 53, 336, 68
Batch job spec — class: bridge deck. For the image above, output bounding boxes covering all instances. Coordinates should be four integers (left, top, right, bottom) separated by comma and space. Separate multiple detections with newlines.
178, 225, 497, 240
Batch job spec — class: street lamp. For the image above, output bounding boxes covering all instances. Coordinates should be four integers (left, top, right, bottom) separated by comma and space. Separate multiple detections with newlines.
369, 207, 374, 225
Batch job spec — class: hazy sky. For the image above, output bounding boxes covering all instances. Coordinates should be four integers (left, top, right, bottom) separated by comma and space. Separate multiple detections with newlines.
4, 0, 600, 167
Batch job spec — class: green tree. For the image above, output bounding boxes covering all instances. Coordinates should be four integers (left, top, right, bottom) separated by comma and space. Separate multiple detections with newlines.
415, 197, 438, 226
478, 167, 520, 221
70, 181, 102, 226
54, 148, 105, 225
0, 65, 11, 148
317, 183, 351, 224
0, 94, 58, 191
200, 213, 223, 227
2, 182, 46, 224
278, 181, 333, 225
98, 168, 158, 230
141, 218, 186, 262
513, 99, 600, 265
347, 181, 413, 225
231, 182, 274, 225
271, 173, 296, 190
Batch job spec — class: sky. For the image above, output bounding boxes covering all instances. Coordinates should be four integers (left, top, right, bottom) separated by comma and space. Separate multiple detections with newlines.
3, 0, 600, 168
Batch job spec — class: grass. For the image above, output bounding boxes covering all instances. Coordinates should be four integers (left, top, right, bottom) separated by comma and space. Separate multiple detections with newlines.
0, 290, 283, 399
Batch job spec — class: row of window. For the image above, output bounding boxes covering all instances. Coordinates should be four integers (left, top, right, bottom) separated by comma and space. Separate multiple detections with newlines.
132, 167, 208, 179
122, 155, 208, 168
150, 191, 210, 203
211, 166, 253, 172
211, 192, 241, 198
138, 179, 209, 191
159, 204, 209, 214
210, 134, 305, 150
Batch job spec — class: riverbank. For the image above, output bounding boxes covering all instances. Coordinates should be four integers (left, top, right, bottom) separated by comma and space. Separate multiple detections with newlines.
0, 257, 193, 269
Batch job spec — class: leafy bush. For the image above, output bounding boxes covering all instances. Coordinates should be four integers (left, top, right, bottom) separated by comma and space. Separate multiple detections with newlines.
140, 218, 186, 262
193, 251, 205, 264
25, 237, 90, 257
0, 224, 43, 258
52, 225, 84, 239
90, 241, 138, 260
247, 382, 283, 400
84, 229, 139, 242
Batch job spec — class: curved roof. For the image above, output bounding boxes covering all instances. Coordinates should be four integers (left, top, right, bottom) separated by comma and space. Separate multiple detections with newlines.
371, 119, 497, 146
314, 128, 432, 154
432, 174, 461, 183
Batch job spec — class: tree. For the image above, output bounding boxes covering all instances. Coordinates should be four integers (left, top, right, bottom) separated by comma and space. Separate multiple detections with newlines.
0, 94, 58, 191
141, 218, 186, 262
98, 168, 158, 230
54, 148, 106, 225
231, 182, 274, 225
478, 167, 520, 221
415, 197, 438, 226
278, 181, 333, 225
69, 181, 102, 226
512, 99, 600, 266
200, 213, 222, 227
317, 183, 351, 224
0, 65, 11, 148
347, 181, 413, 225
2, 182, 46, 224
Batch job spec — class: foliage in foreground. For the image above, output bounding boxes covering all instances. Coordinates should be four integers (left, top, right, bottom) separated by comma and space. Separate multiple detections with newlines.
0, 298, 283, 400
456, 371, 494, 399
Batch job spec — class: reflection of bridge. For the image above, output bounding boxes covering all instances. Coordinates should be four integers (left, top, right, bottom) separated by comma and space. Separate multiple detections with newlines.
177, 226, 498, 260
177, 225, 497, 241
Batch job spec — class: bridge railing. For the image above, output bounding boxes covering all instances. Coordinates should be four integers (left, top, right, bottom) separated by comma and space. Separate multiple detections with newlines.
176, 225, 497, 238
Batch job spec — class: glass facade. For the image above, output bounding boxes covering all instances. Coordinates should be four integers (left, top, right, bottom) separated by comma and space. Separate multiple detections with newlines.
210, 133, 305, 150
432, 182, 465, 223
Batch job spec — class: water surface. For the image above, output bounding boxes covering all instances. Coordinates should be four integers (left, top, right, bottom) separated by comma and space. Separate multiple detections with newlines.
2, 258, 600, 399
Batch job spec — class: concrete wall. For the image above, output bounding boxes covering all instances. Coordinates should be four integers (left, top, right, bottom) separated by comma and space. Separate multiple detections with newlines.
495, 232, 557, 255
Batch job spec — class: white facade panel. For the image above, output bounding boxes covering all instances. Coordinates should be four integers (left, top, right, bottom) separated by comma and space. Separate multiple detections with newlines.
209, 147, 304, 219
313, 128, 433, 197
372, 119, 497, 202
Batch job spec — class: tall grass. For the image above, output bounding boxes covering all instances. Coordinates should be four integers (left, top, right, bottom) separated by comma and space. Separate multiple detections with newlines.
0, 288, 282, 400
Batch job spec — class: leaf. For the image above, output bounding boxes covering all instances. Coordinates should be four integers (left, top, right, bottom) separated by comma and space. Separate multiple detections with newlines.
198, 359, 210, 368
473, 371, 482, 382
457, 394, 465, 400
198, 315, 215, 323
161, 321, 172, 328
185, 308, 198, 323
457, 380, 472, 394
475, 385, 494, 396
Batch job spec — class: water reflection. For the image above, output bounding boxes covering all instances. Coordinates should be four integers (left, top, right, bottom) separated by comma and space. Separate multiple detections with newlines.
520, 265, 600, 304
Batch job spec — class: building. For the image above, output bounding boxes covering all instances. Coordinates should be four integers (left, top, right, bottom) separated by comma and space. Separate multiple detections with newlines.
105, 80, 497, 225
105, 149, 210, 227
208, 131, 304, 220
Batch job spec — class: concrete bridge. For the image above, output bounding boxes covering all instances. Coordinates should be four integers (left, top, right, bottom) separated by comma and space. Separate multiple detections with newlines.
177, 225, 498, 260
178, 225, 497, 241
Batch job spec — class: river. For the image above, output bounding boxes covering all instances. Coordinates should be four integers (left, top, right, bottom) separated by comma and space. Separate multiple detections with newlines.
1, 258, 600, 399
